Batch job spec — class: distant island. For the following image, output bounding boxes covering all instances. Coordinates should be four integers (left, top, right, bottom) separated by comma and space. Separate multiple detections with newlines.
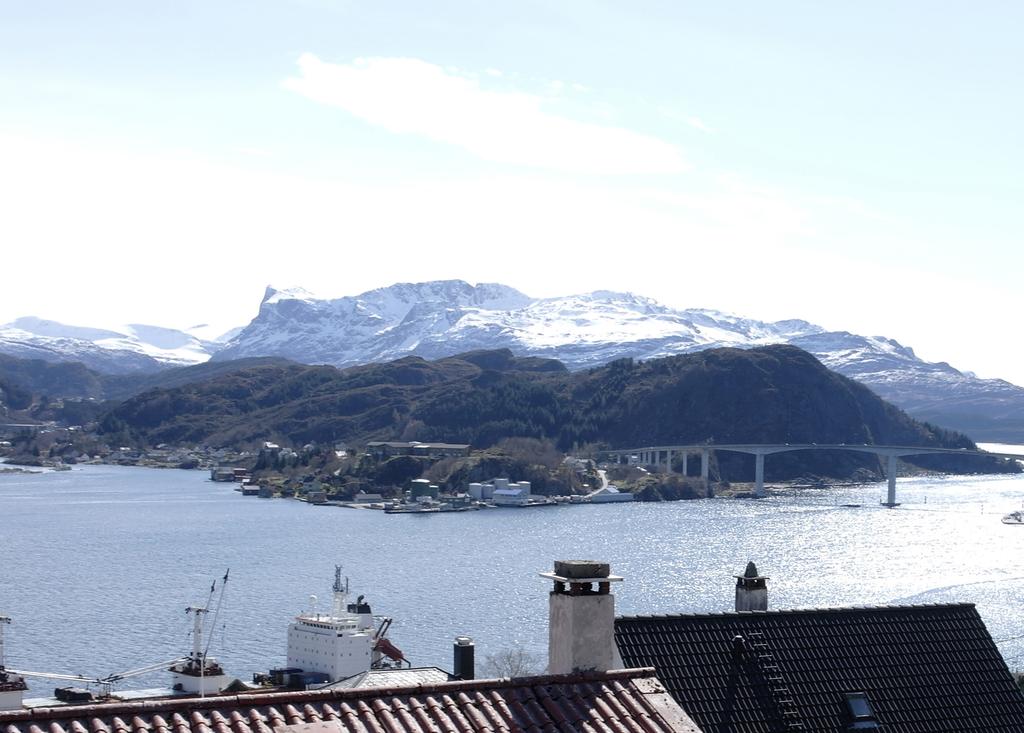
1, 346, 1017, 501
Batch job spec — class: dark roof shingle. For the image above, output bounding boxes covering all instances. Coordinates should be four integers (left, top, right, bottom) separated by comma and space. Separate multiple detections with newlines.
615, 603, 1024, 733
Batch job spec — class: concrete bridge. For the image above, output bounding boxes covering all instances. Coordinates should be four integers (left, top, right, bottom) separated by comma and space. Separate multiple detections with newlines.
605, 443, 1024, 506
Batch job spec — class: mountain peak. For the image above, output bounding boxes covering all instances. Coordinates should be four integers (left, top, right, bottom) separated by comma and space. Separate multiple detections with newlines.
262, 285, 319, 306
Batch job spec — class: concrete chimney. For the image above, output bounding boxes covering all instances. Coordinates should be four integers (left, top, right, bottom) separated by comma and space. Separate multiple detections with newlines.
541, 560, 622, 675
735, 561, 768, 612
453, 636, 475, 680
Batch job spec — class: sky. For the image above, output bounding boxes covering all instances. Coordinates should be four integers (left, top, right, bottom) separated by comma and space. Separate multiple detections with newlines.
1, 2, 1022, 384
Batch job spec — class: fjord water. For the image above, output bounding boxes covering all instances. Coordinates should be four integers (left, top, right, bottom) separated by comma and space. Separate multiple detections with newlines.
2, 462, 1024, 688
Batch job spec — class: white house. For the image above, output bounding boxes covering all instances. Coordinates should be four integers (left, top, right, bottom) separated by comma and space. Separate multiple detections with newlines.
585, 485, 634, 503
492, 481, 532, 506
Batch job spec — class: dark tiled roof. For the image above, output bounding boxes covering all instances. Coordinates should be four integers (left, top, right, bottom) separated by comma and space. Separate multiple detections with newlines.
615, 603, 1024, 733
0, 668, 703, 733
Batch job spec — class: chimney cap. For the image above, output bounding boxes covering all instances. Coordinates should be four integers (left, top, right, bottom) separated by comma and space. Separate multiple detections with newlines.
736, 560, 768, 580
540, 560, 622, 584
556, 560, 610, 578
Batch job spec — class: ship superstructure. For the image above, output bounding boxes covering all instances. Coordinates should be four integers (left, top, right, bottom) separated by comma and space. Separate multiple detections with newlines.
0, 617, 28, 712
284, 567, 406, 685
167, 606, 232, 696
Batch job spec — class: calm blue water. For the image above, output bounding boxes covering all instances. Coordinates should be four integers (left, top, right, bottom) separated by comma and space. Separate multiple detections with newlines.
2, 463, 1024, 689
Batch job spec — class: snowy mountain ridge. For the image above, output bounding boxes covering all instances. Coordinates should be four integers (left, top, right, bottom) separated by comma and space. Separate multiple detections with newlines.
0, 317, 234, 374
211, 281, 1024, 440
2, 280, 1022, 439
218, 282, 835, 368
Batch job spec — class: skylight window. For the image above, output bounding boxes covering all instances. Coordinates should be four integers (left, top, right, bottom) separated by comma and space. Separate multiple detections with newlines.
844, 692, 880, 729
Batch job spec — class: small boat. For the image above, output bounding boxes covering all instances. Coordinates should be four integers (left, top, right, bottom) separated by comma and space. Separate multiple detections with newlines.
1001, 511, 1024, 525
384, 504, 440, 514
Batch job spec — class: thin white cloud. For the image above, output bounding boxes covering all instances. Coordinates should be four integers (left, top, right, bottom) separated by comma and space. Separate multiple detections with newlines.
283, 54, 689, 175
657, 106, 716, 134
687, 116, 715, 134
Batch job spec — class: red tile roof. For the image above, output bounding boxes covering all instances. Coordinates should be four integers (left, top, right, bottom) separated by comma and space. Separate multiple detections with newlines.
1, 668, 703, 733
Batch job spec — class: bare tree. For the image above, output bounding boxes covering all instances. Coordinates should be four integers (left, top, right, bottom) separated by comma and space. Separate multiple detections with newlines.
496, 437, 562, 469
481, 647, 544, 678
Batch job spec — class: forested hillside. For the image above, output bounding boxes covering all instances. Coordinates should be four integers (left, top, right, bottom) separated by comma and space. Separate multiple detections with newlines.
99, 346, 1013, 480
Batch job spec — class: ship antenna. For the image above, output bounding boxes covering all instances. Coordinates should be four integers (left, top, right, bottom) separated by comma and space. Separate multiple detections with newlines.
204, 577, 217, 614
203, 569, 229, 661
333, 565, 343, 594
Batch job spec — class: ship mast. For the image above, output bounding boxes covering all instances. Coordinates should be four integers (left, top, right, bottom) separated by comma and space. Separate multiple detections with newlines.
185, 607, 209, 663
0, 616, 9, 670
331, 565, 349, 618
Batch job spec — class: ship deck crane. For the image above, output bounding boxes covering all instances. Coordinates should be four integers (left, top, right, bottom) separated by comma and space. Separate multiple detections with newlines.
8, 657, 190, 697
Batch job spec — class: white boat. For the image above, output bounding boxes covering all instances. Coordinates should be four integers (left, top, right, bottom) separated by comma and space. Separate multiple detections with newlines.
168, 611, 232, 695
5, 567, 407, 708
1001, 511, 1024, 525
262, 566, 407, 688
4, 574, 237, 710
168, 570, 234, 695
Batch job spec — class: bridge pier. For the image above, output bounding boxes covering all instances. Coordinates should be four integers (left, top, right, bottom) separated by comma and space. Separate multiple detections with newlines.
882, 454, 900, 507
681, 451, 688, 476
666, 449, 673, 473
702, 448, 714, 497
754, 453, 765, 498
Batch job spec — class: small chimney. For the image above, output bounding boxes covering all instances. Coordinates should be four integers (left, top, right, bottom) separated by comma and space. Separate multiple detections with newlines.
541, 560, 623, 675
735, 561, 768, 612
453, 636, 475, 680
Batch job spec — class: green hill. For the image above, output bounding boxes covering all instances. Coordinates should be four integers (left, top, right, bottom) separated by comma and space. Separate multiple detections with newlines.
99, 346, 1015, 480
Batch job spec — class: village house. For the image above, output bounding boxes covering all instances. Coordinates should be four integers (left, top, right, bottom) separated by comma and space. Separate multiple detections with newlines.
365, 441, 470, 460
541, 560, 1024, 732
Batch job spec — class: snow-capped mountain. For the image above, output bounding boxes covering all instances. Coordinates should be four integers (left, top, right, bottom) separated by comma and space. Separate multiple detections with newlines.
212, 282, 534, 365
789, 330, 1024, 439
0, 317, 230, 374
211, 281, 1024, 440
214, 285, 820, 367
2, 281, 1022, 439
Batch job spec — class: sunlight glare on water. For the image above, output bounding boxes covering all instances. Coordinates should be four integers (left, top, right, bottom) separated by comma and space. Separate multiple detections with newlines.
1, 462, 1023, 688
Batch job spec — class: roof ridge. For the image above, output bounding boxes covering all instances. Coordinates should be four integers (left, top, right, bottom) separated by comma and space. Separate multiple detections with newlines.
616, 601, 978, 621
0, 668, 660, 722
